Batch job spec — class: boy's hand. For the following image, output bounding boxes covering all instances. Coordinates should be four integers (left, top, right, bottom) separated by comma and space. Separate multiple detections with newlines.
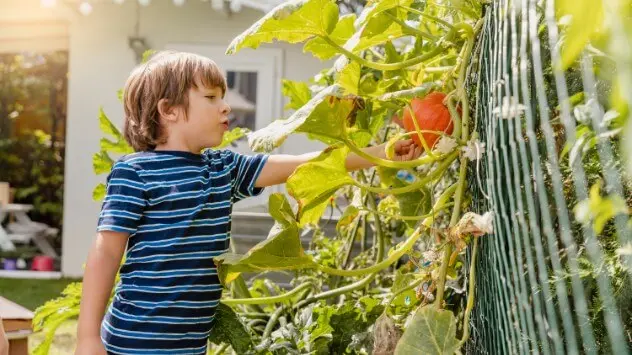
75, 336, 107, 355
389, 139, 423, 161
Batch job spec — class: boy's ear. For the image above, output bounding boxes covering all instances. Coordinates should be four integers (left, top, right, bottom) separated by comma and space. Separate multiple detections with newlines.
157, 98, 179, 123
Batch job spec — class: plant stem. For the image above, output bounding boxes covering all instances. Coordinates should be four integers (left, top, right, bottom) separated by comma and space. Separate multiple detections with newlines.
384, 12, 438, 41
458, 237, 479, 347
357, 203, 454, 221
345, 136, 454, 170
262, 306, 285, 340
223, 283, 312, 305
321, 34, 450, 71
213, 343, 229, 355
432, 21, 481, 308
294, 272, 375, 309
398, 6, 455, 29
232, 275, 265, 313
315, 184, 457, 277
385, 277, 425, 313
355, 151, 459, 195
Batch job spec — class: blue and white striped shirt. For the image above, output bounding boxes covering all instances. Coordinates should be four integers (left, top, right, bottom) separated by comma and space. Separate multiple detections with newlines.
96, 149, 268, 355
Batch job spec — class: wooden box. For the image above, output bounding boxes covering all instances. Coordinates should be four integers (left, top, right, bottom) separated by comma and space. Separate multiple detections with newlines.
0, 297, 34, 355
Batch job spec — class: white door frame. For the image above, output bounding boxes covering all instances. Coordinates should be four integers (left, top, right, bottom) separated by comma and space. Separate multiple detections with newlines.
165, 43, 284, 210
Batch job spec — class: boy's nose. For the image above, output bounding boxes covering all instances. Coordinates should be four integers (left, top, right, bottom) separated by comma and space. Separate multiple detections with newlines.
222, 103, 231, 115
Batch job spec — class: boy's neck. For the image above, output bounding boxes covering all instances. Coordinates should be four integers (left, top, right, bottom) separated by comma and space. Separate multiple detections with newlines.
155, 141, 200, 154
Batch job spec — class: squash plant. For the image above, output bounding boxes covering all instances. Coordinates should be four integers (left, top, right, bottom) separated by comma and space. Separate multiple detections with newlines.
32, 1, 496, 354
210, 0, 493, 353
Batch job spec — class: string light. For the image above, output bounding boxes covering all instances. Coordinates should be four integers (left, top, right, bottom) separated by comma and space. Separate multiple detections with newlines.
138, 0, 151, 6
40, 0, 56, 8
173, 0, 186, 6
78, 2, 93, 15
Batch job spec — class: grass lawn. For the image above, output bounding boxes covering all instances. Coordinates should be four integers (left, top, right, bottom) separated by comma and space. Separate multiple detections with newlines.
0, 277, 80, 354
0, 277, 79, 311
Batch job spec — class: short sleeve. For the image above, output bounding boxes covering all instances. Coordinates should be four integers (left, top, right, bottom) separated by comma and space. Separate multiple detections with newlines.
97, 161, 146, 234
224, 151, 269, 203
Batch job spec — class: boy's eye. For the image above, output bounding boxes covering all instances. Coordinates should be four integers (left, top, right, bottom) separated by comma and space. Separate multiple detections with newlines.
206, 96, 216, 100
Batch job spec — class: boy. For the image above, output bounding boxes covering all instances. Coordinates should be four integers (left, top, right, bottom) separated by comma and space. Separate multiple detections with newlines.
76, 51, 421, 354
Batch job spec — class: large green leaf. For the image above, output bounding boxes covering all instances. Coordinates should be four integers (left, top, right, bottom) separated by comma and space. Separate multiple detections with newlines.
357, 0, 413, 25
248, 85, 352, 152
304, 14, 357, 60
394, 306, 460, 355
98, 107, 123, 140
93, 183, 106, 202
556, 0, 604, 69
93, 151, 114, 175
337, 61, 361, 95
226, 0, 339, 54
287, 145, 355, 226
214, 194, 314, 284
329, 297, 385, 353
282, 79, 312, 110
214, 127, 250, 149
100, 138, 133, 154
208, 303, 253, 353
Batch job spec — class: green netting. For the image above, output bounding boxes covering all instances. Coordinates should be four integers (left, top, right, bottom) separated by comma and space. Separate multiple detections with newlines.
465, 1, 632, 354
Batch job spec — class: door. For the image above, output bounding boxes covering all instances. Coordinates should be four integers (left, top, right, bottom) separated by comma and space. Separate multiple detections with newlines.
165, 43, 283, 211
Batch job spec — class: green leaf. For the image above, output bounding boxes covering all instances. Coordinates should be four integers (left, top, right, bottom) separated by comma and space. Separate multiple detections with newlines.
141, 49, 156, 64
304, 14, 356, 60
282, 79, 312, 110
214, 127, 250, 149
248, 85, 351, 152
32, 283, 82, 355
100, 137, 133, 154
214, 194, 314, 284
356, 0, 413, 26
377, 167, 430, 227
93, 183, 106, 201
573, 181, 628, 234
227, 0, 339, 54
98, 107, 123, 140
287, 145, 355, 226
117, 89, 124, 102
394, 306, 460, 355
208, 303, 253, 353
329, 297, 385, 353
337, 61, 361, 95
93, 151, 114, 175
556, 0, 604, 69
353, 20, 406, 52
336, 205, 360, 232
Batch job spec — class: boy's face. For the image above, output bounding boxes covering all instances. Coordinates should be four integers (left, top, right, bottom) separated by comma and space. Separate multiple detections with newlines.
181, 80, 231, 151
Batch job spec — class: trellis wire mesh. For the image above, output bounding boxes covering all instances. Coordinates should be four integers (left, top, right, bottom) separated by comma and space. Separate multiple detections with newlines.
465, 0, 632, 354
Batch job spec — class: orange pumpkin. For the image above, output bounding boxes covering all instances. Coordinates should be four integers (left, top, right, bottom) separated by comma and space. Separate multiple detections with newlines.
402, 92, 454, 149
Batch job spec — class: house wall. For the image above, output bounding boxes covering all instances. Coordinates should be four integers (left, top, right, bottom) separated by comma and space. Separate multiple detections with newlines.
3, 0, 329, 277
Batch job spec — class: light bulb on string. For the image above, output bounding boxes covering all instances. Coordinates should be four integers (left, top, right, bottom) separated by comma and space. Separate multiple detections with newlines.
113, 0, 125, 4
173, 0, 186, 6
40, 0, 56, 8
79, 2, 93, 15
138, 0, 151, 6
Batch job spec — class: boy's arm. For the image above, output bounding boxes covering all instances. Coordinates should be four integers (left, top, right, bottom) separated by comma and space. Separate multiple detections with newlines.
76, 231, 128, 351
255, 140, 421, 188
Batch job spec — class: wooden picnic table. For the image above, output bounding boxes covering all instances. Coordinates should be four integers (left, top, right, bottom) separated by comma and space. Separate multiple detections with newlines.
0, 204, 58, 258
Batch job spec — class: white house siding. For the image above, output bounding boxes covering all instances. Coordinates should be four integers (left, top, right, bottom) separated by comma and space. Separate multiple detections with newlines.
1, 0, 328, 277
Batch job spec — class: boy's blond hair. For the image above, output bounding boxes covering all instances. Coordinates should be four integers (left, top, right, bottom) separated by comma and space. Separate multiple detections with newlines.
122, 50, 227, 151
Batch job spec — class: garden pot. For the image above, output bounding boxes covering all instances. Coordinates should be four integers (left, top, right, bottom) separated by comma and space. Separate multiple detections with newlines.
31, 255, 55, 271
2, 258, 17, 270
